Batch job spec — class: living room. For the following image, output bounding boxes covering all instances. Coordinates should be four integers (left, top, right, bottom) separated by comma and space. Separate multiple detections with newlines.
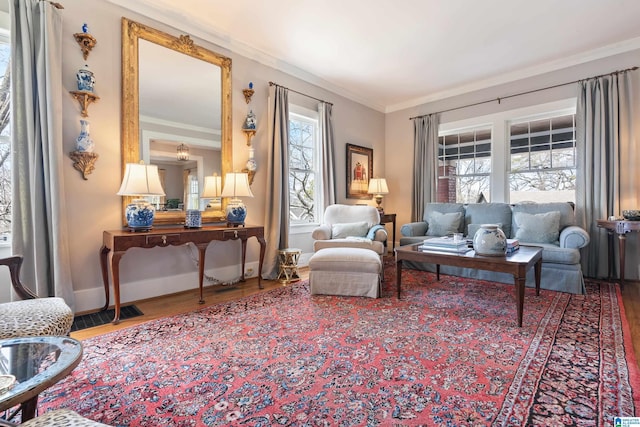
0, 0, 638, 311
1, 0, 639, 425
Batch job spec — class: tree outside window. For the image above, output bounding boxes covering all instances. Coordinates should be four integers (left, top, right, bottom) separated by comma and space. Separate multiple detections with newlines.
0, 38, 10, 240
288, 108, 320, 225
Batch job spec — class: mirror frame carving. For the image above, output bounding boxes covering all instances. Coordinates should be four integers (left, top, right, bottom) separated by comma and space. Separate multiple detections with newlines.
121, 17, 232, 226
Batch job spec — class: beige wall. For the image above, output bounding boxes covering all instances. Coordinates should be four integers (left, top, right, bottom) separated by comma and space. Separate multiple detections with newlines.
384, 50, 640, 280
61, 0, 384, 312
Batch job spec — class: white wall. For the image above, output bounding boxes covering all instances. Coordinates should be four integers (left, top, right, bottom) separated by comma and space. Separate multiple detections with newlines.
384, 50, 640, 280
60, 0, 384, 312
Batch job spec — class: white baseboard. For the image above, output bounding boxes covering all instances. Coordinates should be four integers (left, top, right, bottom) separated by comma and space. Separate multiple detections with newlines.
73, 261, 263, 313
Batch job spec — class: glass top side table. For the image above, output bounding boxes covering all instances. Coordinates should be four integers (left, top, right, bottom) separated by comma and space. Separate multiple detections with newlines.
0, 336, 83, 422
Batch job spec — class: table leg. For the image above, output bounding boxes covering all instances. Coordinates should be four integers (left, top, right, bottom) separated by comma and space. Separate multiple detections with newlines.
396, 258, 403, 299
515, 276, 525, 327
534, 258, 542, 296
99, 245, 111, 311
391, 217, 396, 252
606, 229, 615, 280
257, 236, 266, 289
110, 252, 124, 324
618, 233, 627, 289
239, 237, 248, 282
436, 264, 441, 280
197, 245, 207, 304
21, 395, 38, 421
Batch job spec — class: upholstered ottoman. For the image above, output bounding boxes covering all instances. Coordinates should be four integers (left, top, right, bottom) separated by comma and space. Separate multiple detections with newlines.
309, 247, 382, 298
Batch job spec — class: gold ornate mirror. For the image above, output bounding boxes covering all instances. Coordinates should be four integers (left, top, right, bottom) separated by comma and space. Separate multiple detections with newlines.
121, 18, 232, 225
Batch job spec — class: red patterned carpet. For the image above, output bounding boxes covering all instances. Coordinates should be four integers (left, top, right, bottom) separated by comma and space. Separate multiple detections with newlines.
41, 263, 639, 426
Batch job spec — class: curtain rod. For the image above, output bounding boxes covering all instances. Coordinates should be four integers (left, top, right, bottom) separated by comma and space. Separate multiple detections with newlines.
41, 0, 64, 9
269, 81, 333, 106
409, 66, 638, 120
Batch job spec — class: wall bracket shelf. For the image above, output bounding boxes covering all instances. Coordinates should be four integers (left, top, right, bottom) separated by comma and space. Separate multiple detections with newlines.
69, 151, 99, 180
69, 90, 99, 117
242, 129, 256, 146
73, 32, 97, 60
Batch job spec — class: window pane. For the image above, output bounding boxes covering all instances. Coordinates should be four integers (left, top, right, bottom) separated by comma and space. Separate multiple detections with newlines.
0, 40, 10, 237
509, 113, 575, 203
438, 126, 492, 203
289, 170, 315, 223
288, 110, 320, 225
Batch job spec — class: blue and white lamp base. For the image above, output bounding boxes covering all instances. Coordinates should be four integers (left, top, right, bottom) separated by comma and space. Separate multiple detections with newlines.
225, 199, 247, 227
125, 199, 156, 232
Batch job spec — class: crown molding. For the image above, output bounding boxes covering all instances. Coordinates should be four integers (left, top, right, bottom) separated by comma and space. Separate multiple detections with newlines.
104, 0, 386, 112
385, 36, 640, 113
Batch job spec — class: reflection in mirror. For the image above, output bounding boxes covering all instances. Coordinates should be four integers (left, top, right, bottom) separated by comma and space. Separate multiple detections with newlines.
121, 18, 232, 225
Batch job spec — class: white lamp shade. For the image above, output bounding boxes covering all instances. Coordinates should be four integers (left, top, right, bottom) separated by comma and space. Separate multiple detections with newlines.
367, 178, 389, 195
221, 172, 254, 198
201, 174, 222, 198
117, 162, 166, 196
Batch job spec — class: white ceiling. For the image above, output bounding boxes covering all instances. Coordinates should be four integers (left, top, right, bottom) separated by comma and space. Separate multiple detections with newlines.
110, 0, 640, 112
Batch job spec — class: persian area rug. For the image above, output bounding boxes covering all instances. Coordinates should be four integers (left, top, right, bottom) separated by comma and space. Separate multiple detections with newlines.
40, 263, 639, 426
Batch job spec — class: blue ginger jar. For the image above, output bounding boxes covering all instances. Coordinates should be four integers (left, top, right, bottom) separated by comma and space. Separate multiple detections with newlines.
472, 224, 507, 256
76, 65, 95, 92
75, 120, 94, 152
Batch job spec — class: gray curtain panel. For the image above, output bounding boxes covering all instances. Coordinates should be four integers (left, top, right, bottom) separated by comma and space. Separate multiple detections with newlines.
320, 102, 336, 208
575, 69, 637, 279
262, 85, 290, 279
9, 0, 75, 308
412, 114, 439, 222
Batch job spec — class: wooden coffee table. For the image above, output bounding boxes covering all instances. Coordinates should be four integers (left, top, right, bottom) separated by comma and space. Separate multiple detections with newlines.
395, 244, 543, 327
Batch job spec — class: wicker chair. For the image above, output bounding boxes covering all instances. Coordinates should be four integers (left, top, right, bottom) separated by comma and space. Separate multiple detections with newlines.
0, 256, 73, 339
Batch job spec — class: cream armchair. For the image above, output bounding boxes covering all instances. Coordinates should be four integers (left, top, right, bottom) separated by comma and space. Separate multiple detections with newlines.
312, 204, 388, 255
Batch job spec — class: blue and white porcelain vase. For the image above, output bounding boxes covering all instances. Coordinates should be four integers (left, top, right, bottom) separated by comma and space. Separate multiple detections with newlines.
472, 224, 507, 256
243, 110, 256, 130
75, 120, 94, 152
226, 199, 247, 226
185, 209, 202, 228
245, 148, 257, 172
76, 65, 95, 92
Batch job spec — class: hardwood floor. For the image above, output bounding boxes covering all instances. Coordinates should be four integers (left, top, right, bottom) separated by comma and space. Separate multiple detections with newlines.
71, 267, 640, 372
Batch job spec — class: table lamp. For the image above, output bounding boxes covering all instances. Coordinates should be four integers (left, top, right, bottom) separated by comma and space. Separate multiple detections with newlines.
117, 161, 165, 231
367, 178, 389, 213
201, 173, 222, 210
221, 172, 254, 227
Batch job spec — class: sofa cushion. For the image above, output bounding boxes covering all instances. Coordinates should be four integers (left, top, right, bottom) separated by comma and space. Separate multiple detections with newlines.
426, 211, 463, 236
331, 221, 369, 239
514, 211, 561, 243
465, 203, 512, 238
511, 202, 575, 235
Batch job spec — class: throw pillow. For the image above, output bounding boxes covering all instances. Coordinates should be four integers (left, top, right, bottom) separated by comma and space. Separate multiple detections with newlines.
331, 221, 369, 239
426, 211, 463, 236
514, 211, 561, 243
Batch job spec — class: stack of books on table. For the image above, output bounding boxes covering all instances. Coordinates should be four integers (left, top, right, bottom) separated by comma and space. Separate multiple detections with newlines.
419, 236, 472, 254
507, 239, 520, 254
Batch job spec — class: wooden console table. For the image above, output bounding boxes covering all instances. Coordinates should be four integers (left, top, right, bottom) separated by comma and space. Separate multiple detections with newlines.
597, 219, 640, 288
100, 225, 266, 324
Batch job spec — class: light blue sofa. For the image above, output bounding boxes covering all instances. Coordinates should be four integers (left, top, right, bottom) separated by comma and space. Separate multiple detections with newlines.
399, 202, 590, 294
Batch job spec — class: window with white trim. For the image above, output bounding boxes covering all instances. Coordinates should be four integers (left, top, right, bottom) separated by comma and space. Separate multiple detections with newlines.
0, 24, 10, 243
288, 105, 321, 226
509, 114, 576, 203
438, 126, 492, 203
437, 99, 577, 204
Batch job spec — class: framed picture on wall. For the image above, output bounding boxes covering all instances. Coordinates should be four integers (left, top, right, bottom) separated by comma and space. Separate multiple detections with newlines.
346, 143, 373, 199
